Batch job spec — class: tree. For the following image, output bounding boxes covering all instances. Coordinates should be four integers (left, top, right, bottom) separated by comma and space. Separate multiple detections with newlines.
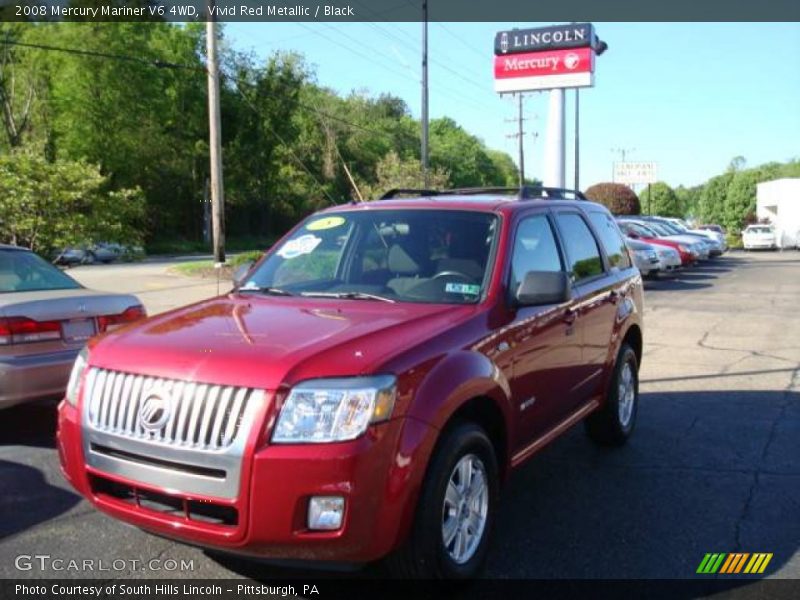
697, 172, 734, 225
584, 183, 640, 215
639, 182, 681, 217
0, 152, 145, 253
723, 169, 761, 232
359, 152, 449, 200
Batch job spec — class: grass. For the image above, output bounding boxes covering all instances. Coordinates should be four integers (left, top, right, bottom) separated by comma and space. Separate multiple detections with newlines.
146, 236, 274, 256
171, 250, 264, 280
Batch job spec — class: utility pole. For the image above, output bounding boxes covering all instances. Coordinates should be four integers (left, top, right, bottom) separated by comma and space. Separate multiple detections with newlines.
505, 94, 530, 186
420, 0, 429, 187
206, 6, 225, 264
517, 94, 525, 186
574, 89, 580, 190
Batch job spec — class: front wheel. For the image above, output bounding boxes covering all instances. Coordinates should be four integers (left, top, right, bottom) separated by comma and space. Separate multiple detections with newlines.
585, 343, 639, 446
386, 422, 499, 579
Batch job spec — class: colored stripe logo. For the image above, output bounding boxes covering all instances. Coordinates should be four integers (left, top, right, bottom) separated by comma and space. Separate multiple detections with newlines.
697, 553, 773, 574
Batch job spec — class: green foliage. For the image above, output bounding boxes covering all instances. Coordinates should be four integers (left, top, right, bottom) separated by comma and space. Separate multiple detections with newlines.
0, 152, 145, 254
697, 172, 734, 226
0, 23, 517, 247
584, 183, 641, 215
639, 182, 681, 217
722, 169, 761, 232
360, 151, 450, 200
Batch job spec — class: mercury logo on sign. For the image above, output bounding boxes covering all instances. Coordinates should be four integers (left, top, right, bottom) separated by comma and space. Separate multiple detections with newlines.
564, 53, 580, 70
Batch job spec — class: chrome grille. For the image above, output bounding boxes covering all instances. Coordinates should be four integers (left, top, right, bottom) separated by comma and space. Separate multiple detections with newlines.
84, 368, 255, 451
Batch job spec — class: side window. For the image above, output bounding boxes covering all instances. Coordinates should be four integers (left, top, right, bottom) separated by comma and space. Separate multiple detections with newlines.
554, 212, 604, 281
587, 211, 633, 270
510, 215, 563, 289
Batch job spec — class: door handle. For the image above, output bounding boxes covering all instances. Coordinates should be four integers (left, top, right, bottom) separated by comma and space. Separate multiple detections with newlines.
563, 308, 577, 325
608, 290, 620, 305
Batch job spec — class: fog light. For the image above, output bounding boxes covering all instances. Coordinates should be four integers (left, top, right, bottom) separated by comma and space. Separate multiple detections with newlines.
308, 496, 345, 530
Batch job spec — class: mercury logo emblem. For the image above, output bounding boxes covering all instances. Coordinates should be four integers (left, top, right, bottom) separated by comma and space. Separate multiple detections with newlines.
500, 32, 509, 53
139, 392, 171, 432
564, 53, 580, 70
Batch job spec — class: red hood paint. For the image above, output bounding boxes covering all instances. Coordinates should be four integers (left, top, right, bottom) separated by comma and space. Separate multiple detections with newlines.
89, 294, 477, 390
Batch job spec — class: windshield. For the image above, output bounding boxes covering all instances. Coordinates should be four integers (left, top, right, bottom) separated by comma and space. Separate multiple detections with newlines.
619, 221, 658, 238
747, 226, 773, 234
242, 210, 499, 304
640, 221, 673, 236
0, 249, 82, 293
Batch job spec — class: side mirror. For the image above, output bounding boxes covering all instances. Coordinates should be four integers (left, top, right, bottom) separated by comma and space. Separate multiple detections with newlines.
232, 261, 254, 287
515, 271, 571, 306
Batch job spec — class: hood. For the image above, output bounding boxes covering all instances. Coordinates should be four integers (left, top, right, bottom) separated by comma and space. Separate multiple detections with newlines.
90, 294, 477, 391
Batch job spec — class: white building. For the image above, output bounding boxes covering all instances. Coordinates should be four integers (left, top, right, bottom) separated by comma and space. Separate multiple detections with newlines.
756, 178, 800, 248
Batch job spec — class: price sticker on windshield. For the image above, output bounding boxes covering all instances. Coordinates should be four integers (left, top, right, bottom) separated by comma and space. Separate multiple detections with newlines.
277, 234, 322, 259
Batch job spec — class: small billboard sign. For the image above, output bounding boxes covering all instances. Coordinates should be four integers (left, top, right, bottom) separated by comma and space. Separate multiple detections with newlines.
613, 162, 658, 185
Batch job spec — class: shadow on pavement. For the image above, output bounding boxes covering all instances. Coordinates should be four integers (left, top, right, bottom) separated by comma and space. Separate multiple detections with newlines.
0, 402, 59, 449
206, 390, 798, 584
0, 459, 80, 540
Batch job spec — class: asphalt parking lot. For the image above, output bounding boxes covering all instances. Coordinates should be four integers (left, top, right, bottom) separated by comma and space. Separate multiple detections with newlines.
0, 251, 798, 580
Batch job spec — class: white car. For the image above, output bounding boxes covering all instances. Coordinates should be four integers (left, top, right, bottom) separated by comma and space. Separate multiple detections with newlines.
626, 239, 660, 277
742, 225, 777, 250
654, 245, 682, 272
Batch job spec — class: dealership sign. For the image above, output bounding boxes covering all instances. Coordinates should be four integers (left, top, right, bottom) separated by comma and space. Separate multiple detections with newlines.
493, 23, 597, 94
494, 23, 595, 55
494, 47, 594, 93
613, 162, 658, 185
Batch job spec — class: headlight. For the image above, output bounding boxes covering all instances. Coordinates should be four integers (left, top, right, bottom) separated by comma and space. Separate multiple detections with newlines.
65, 347, 89, 406
272, 375, 397, 443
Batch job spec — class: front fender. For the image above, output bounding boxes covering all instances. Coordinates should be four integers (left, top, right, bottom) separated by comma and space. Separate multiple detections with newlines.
406, 350, 513, 437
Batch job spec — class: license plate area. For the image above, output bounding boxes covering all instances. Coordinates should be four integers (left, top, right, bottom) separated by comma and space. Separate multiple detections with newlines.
62, 318, 96, 343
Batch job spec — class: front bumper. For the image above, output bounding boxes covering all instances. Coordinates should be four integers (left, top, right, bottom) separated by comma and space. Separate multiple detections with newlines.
0, 348, 78, 409
58, 400, 436, 563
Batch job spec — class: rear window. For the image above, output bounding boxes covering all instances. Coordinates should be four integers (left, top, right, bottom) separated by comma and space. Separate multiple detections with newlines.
0, 249, 81, 293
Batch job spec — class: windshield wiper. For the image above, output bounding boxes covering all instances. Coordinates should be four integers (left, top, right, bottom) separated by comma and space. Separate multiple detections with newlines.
238, 285, 294, 296
300, 291, 396, 303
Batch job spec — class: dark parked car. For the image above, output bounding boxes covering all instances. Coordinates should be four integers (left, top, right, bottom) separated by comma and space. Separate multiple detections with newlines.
58, 187, 644, 578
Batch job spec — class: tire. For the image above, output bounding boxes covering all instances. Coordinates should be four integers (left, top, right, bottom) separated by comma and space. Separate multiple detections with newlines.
386, 422, 499, 579
585, 343, 639, 446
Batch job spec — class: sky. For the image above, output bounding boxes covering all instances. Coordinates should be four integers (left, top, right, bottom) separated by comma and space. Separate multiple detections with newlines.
225, 22, 800, 190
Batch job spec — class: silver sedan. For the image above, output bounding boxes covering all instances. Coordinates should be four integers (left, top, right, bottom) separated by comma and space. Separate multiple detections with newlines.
0, 245, 145, 409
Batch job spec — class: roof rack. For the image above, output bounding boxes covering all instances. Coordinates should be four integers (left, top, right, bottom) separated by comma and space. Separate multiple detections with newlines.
379, 188, 441, 199
379, 185, 588, 201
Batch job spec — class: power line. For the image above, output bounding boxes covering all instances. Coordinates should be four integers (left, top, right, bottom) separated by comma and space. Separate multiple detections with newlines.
0, 39, 204, 71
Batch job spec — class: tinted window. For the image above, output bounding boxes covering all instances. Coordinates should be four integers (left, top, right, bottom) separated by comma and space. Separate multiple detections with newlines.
0, 250, 81, 293
554, 213, 604, 281
510, 215, 563, 289
588, 212, 632, 269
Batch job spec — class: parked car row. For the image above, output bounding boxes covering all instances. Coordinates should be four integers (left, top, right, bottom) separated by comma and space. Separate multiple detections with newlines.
53, 243, 145, 266
617, 215, 727, 278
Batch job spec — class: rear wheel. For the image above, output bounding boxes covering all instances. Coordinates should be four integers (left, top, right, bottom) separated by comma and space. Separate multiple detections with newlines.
386, 422, 498, 579
585, 343, 639, 446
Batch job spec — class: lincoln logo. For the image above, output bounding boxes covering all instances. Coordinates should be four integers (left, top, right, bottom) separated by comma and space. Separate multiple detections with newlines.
139, 392, 171, 432
564, 53, 580, 69
500, 32, 509, 53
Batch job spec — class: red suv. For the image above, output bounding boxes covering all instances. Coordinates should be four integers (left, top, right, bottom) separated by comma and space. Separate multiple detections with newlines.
57, 187, 644, 578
